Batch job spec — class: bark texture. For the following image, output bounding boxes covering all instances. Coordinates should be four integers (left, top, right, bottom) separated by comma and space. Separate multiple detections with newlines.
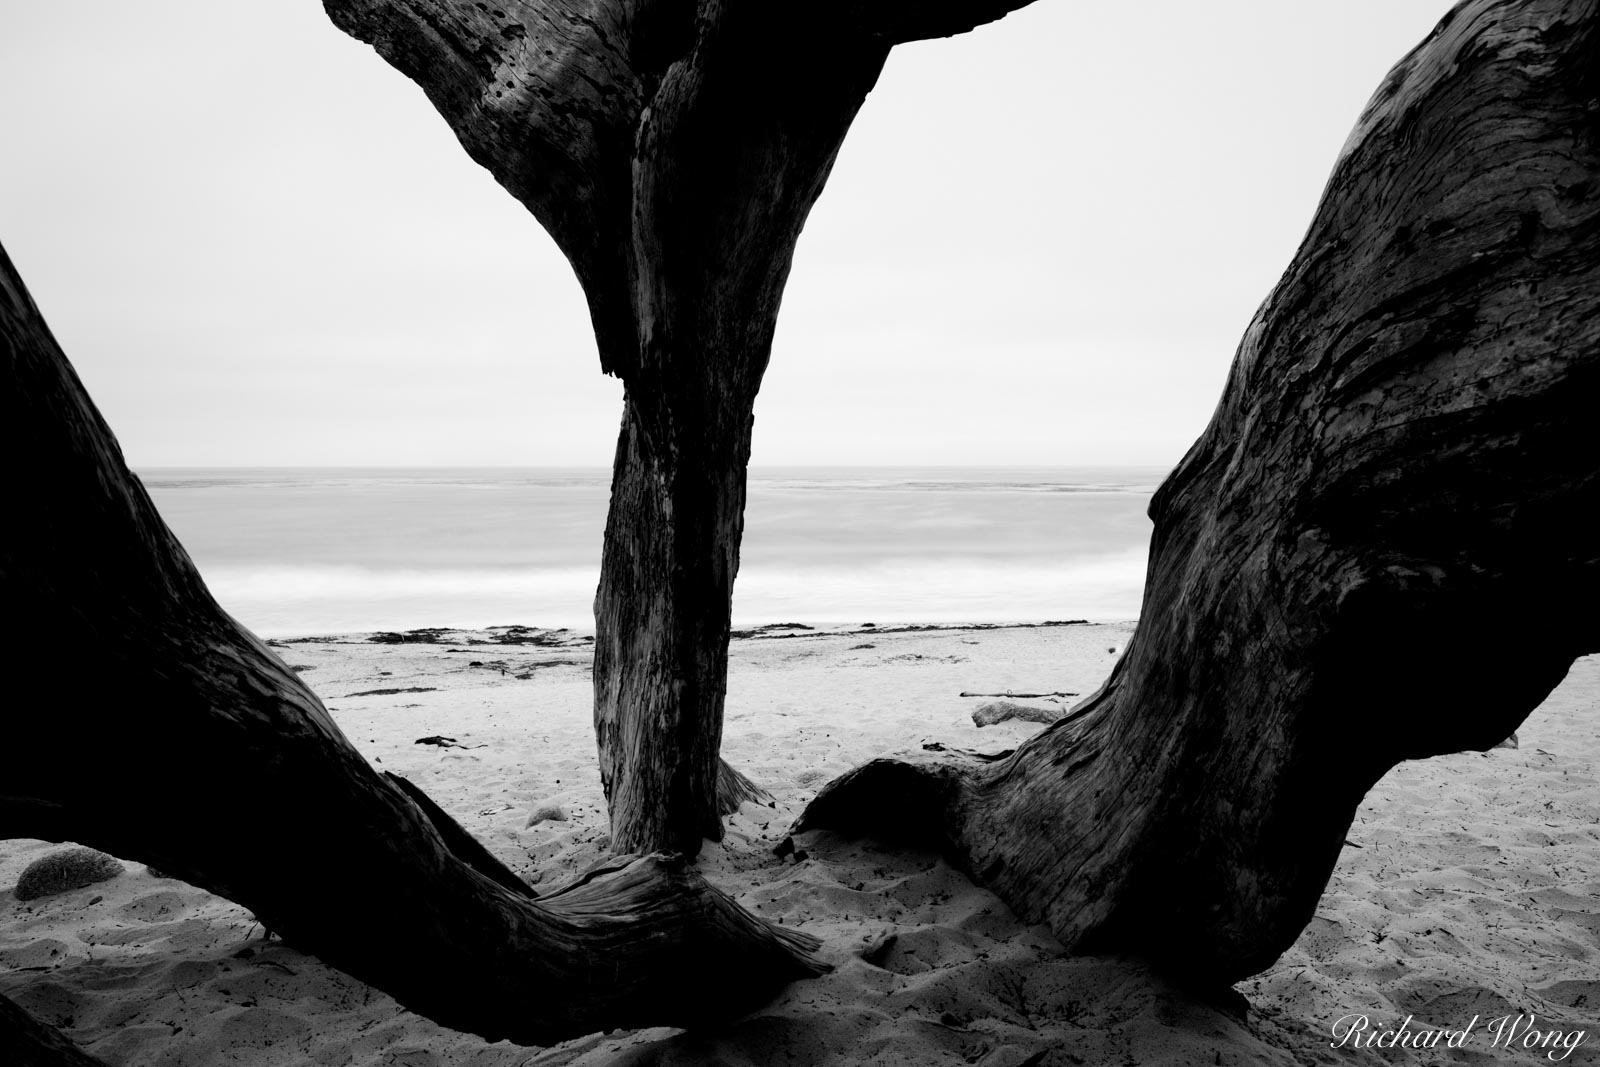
0, 239, 823, 1043
800, 0, 1600, 984
324, 0, 1057, 853
589, 15, 888, 850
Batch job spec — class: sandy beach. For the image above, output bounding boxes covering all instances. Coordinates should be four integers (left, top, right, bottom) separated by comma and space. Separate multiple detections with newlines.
3, 621, 1597, 1065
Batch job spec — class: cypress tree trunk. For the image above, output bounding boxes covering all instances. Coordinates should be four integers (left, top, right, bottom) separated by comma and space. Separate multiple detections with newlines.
324, 0, 1039, 853
0, 239, 823, 1045
587, 10, 889, 852
800, 0, 1600, 984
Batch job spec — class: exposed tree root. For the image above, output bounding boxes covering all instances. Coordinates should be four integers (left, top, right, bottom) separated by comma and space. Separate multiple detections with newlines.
0, 240, 824, 1045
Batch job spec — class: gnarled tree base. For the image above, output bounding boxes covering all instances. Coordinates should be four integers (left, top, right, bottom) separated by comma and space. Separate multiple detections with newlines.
0, 239, 822, 1045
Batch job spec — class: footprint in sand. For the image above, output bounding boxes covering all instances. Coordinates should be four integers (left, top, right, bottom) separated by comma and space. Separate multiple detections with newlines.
119, 890, 190, 923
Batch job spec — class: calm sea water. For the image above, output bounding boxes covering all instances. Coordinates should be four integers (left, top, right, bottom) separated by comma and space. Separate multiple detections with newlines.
139, 467, 1164, 637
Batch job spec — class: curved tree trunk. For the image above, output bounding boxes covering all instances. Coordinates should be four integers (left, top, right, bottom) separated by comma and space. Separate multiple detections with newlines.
587, 13, 891, 854
800, 0, 1600, 984
322, 0, 1038, 855
323, 0, 888, 854
0, 240, 822, 1044
569, 10, 887, 852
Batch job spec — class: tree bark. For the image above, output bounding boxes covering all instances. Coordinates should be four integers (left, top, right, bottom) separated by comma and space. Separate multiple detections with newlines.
799, 0, 1600, 985
0, 239, 823, 1044
589, 10, 891, 853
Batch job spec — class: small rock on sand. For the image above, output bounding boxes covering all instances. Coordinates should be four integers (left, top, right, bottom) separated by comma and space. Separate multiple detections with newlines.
525, 802, 568, 827
972, 701, 1060, 727
14, 846, 125, 901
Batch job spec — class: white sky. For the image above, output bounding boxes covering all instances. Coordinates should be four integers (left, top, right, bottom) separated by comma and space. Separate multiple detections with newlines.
1, 1, 1453, 468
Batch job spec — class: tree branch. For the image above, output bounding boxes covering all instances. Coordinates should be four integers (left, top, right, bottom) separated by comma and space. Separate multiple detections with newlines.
323, 0, 655, 370
833, 0, 1043, 44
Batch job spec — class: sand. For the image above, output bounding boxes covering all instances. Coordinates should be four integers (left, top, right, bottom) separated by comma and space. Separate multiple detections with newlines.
2, 621, 1597, 1065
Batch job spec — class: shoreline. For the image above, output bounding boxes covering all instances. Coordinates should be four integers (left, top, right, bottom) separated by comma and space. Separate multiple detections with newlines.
261, 617, 1125, 643
3, 622, 1597, 1065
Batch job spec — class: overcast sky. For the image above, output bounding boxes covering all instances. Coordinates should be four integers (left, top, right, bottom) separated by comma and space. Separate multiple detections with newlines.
2, 1, 1453, 469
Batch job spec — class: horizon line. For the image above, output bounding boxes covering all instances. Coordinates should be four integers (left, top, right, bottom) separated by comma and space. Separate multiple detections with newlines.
135, 461, 1177, 470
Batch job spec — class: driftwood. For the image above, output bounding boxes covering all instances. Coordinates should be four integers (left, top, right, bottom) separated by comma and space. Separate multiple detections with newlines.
321, 0, 1046, 855
971, 701, 1060, 727
0, 240, 822, 1044
800, 0, 1600, 984
718, 756, 777, 814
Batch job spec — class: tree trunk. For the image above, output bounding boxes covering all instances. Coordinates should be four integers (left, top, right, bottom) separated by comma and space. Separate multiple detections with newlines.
329, 0, 996, 853
589, 11, 892, 854
320, 0, 1054, 854
799, 0, 1600, 985
591, 382, 757, 850
0, 239, 823, 1044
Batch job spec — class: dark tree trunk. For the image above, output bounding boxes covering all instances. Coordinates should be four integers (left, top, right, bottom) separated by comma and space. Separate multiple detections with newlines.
0, 240, 822, 1044
322, 0, 1040, 854
800, 0, 1600, 984
588, 12, 890, 854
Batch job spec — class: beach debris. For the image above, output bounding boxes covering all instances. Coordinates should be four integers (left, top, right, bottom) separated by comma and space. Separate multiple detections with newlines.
14, 846, 125, 901
487, 626, 570, 646
525, 802, 568, 827
347, 686, 438, 698
960, 690, 1078, 699
730, 622, 816, 639
414, 735, 461, 747
770, 836, 811, 863
718, 758, 776, 813
368, 628, 449, 644
973, 701, 1061, 727
858, 930, 897, 967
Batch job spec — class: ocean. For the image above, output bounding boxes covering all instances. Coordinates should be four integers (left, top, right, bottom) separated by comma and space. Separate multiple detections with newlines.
139, 467, 1164, 637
